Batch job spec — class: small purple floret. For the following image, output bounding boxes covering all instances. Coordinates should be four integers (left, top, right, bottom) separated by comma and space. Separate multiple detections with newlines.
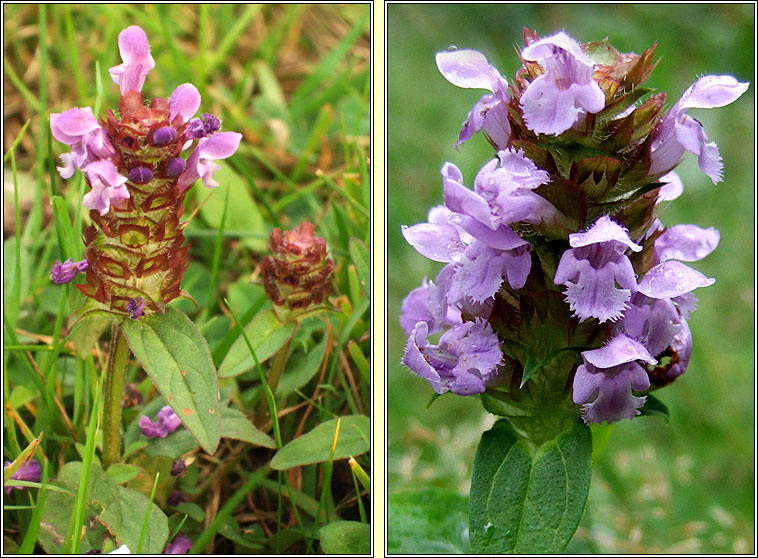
152, 125, 177, 146
167, 491, 186, 507
170, 459, 187, 477
51, 258, 88, 284
163, 535, 193, 554
127, 297, 145, 319
4, 459, 42, 493
186, 113, 222, 140
139, 405, 182, 438
573, 334, 656, 424
166, 157, 187, 177
402, 318, 503, 396
128, 166, 153, 184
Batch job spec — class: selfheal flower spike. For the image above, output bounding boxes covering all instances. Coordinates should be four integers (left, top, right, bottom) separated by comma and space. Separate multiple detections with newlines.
52, 25, 241, 317
261, 222, 335, 312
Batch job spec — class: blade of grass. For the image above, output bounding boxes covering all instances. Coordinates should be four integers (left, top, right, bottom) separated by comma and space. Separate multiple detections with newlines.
167, 514, 189, 544
289, 8, 369, 118
3, 119, 31, 163
190, 466, 268, 553
8, 148, 22, 330
317, 169, 370, 220
348, 457, 368, 523
136, 472, 160, 554
308, 418, 342, 551
205, 5, 262, 74
2, 56, 40, 112
290, 104, 335, 182
200, 182, 230, 324
64, 370, 102, 554
64, 5, 88, 104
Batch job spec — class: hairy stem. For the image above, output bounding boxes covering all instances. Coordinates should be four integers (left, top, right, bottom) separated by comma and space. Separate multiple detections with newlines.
102, 322, 130, 468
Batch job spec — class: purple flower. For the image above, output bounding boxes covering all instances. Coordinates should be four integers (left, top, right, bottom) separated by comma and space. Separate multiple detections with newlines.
519, 31, 606, 135
402, 319, 503, 396
50, 258, 88, 284
654, 224, 720, 264
399, 278, 462, 337
4, 459, 42, 493
177, 132, 243, 190
554, 216, 642, 323
126, 297, 145, 320
109, 25, 155, 95
82, 160, 130, 216
50, 107, 116, 178
170, 459, 187, 478
186, 113, 222, 140
442, 149, 556, 230
637, 260, 714, 300
163, 535, 193, 554
649, 75, 749, 184
139, 405, 182, 438
573, 334, 656, 424
435, 49, 511, 148
169, 83, 202, 126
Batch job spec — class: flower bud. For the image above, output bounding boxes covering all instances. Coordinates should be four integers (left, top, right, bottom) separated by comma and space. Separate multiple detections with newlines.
128, 165, 153, 184
261, 222, 335, 311
166, 157, 186, 177
151, 125, 177, 146
50, 258, 88, 284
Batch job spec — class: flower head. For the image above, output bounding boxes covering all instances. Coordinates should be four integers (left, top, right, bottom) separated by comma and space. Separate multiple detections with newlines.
649, 75, 749, 184
519, 31, 606, 135
4, 459, 42, 493
260, 222, 335, 311
139, 406, 182, 438
573, 334, 655, 424
50, 258, 88, 284
402, 319, 503, 396
554, 216, 642, 323
163, 535, 193, 554
435, 49, 511, 148
109, 25, 155, 95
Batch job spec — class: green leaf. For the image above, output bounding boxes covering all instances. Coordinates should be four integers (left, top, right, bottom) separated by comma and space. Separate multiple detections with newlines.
100, 486, 169, 555
106, 464, 141, 485
270, 415, 370, 470
123, 307, 221, 455
638, 392, 670, 421
220, 406, 276, 448
218, 309, 296, 378
469, 420, 592, 554
276, 335, 327, 396
50, 195, 79, 260
348, 237, 370, 295
197, 162, 266, 250
387, 490, 469, 554
318, 521, 370, 555
174, 502, 206, 522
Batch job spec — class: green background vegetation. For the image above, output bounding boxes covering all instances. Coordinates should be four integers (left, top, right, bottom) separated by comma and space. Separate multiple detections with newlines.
387, 4, 754, 554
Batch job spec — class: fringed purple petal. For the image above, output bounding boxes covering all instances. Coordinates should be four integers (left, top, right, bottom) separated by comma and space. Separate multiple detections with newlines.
655, 224, 720, 263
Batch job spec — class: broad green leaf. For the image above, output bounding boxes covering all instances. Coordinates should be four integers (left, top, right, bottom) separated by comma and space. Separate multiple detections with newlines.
469, 420, 592, 554
218, 309, 296, 378
123, 307, 221, 455
387, 491, 469, 554
318, 521, 370, 555
270, 415, 370, 470
197, 162, 266, 250
276, 335, 327, 396
220, 406, 276, 448
174, 502, 205, 522
100, 486, 169, 554
106, 464, 141, 485
348, 237, 370, 295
